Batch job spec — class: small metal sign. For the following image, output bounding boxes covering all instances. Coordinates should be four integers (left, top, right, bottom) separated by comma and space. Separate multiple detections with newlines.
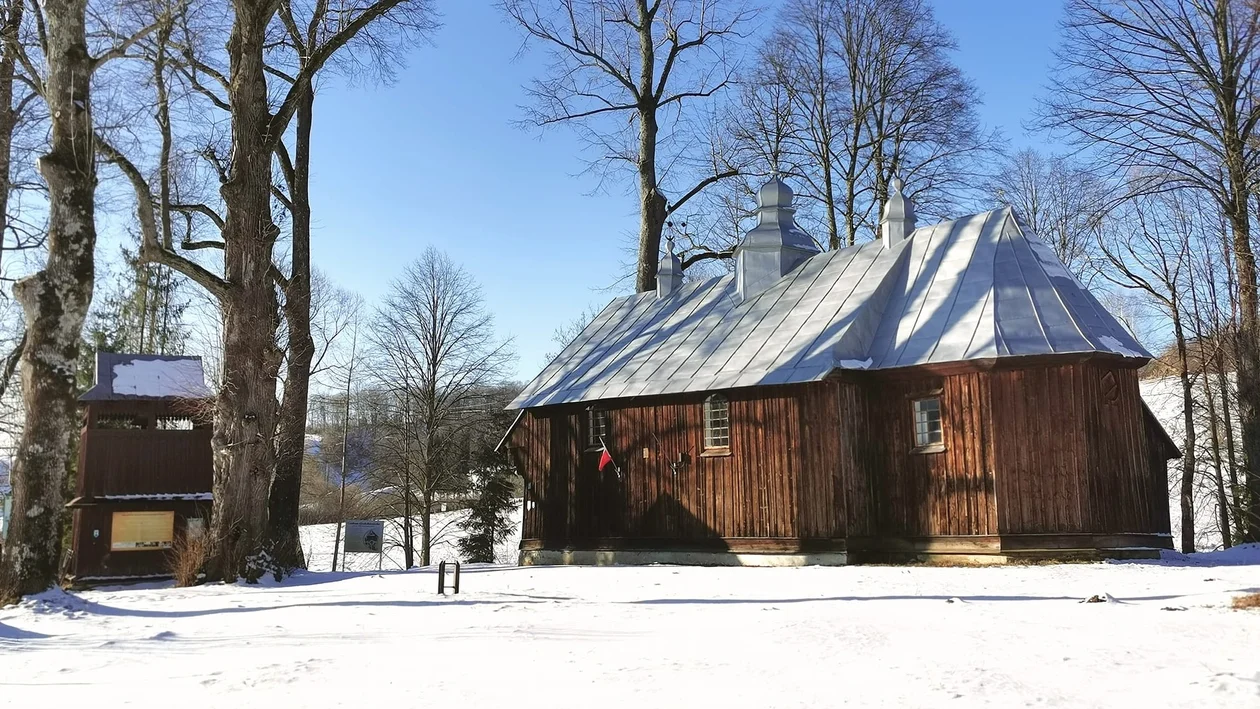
344, 520, 385, 553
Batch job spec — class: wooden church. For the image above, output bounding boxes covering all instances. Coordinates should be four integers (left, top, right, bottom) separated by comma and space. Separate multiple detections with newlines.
501, 177, 1178, 565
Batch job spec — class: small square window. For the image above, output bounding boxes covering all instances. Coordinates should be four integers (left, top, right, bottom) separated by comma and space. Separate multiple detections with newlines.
912, 397, 943, 448
587, 408, 610, 449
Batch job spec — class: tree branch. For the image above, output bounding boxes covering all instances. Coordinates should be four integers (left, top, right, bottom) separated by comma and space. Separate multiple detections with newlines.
669, 169, 738, 214
96, 134, 230, 300
681, 248, 734, 270
171, 202, 225, 231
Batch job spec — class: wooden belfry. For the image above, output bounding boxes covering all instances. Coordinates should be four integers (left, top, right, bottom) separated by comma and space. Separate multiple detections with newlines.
67, 353, 214, 582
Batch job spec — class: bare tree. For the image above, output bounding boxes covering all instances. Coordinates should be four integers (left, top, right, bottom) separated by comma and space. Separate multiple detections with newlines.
1098, 188, 1201, 551
1042, 0, 1260, 541
746, 0, 996, 249
329, 315, 360, 573
760, 0, 867, 249
0, 0, 41, 284
986, 148, 1109, 282
367, 248, 514, 566
501, 0, 757, 291
96, 0, 438, 581
266, 0, 438, 572
0, 0, 160, 601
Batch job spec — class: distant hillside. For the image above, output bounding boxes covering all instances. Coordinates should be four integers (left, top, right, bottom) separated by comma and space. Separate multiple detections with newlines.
1140, 335, 1235, 380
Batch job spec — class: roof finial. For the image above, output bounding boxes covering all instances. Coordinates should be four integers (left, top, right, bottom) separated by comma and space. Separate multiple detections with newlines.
657, 233, 683, 299
881, 174, 916, 249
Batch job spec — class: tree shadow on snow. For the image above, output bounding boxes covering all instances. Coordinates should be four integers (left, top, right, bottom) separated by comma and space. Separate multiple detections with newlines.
627, 589, 1260, 605
43, 596, 555, 620
0, 621, 50, 640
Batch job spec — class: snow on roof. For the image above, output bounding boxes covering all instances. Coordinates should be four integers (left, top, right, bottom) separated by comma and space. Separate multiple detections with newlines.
509, 207, 1150, 410
80, 352, 212, 402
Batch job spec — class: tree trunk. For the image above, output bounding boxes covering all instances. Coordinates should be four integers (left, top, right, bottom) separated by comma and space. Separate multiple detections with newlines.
1173, 310, 1197, 553
1215, 1, 1260, 542
0, 0, 23, 279
1227, 204, 1259, 543
0, 0, 95, 602
267, 85, 315, 571
420, 489, 432, 566
634, 100, 666, 292
1203, 361, 1233, 548
401, 398, 414, 569
1216, 346, 1244, 541
633, 1, 663, 294
208, 0, 284, 582
403, 441, 413, 569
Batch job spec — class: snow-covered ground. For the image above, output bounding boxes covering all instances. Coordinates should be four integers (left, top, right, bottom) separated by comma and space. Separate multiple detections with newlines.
2, 547, 1257, 708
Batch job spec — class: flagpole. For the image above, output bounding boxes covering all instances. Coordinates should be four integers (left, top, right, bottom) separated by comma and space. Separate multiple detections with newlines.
598, 435, 622, 477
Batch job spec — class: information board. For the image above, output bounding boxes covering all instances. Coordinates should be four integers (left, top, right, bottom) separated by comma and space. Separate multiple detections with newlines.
343, 520, 385, 553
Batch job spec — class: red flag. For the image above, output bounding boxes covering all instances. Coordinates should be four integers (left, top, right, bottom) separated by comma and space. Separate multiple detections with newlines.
598, 445, 614, 472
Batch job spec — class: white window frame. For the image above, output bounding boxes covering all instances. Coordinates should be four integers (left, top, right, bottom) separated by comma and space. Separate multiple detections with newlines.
586, 407, 610, 450
703, 394, 731, 451
912, 395, 944, 451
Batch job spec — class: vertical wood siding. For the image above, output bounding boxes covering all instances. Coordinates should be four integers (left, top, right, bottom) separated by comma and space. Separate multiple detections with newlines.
510, 384, 845, 546
508, 360, 1173, 550
78, 429, 213, 497
991, 362, 1164, 535
859, 371, 997, 537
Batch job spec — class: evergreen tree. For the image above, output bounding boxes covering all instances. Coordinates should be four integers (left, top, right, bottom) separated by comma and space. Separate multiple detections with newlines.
458, 448, 518, 564
77, 246, 190, 390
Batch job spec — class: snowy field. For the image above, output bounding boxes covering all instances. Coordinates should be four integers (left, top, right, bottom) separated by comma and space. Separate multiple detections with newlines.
299, 508, 522, 571
2, 547, 1258, 708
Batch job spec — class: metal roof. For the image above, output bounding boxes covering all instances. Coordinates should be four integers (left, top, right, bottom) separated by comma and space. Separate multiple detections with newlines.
80, 352, 213, 402
508, 207, 1149, 410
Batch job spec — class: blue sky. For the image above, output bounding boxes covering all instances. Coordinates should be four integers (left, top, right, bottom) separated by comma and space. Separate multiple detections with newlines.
305, 1, 1066, 382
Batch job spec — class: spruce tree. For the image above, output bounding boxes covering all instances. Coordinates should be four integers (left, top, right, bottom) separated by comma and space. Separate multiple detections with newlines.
458, 450, 518, 563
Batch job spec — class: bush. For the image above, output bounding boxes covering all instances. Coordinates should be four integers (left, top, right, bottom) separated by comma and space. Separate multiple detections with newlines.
167, 530, 209, 587
1232, 592, 1260, 610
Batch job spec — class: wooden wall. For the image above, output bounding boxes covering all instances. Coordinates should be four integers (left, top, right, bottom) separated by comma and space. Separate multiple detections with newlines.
509, 359, 1174, 552
78, 429, 213, 497
70, 501, 208, 579
510, 384, 847, 549
854, 371, 998, 538
990, 362, 1166, 535
78, 400, 213, 498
